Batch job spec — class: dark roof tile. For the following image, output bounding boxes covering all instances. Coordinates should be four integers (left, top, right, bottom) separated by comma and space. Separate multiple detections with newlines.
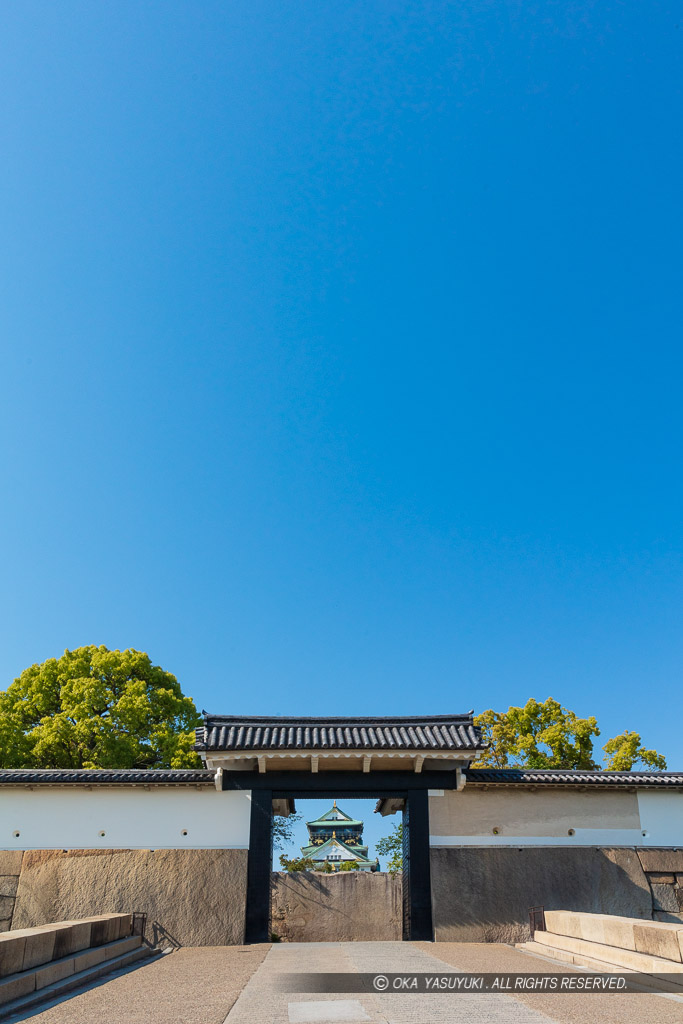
465, 769, 683, 787
195, 714, 484, 752
0, 769, 215, 786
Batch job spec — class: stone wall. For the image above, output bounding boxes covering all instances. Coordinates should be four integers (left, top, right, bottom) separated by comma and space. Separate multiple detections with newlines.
6, 849, 248, 947
430, 847, 657, 943
0, 852, 23, 932
637, 848, 683, 923
7, 845, 682, 948
271, 871, 402, 942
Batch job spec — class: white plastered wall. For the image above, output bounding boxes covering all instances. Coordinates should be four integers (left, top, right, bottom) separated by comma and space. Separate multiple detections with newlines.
637, 790, 683, 846
429, 786, 683, 847
0, 786, 252, 850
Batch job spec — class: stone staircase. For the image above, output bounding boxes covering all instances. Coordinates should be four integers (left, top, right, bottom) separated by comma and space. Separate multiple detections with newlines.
519, 909, 683, 987
0, 913, 158, 1018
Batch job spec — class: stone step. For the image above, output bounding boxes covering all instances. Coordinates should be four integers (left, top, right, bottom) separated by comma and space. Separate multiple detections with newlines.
0, 914, 133, 977
0, 940, 160, 1020
518, 940, 683, 994
526, 929, 683, 977
544, 910, 683, 962
0, 935, 152, 1012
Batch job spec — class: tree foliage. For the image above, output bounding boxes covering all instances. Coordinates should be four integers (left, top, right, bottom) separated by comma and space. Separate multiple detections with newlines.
473, 698, 666, 771
0, 646, 201, 769
272, 813, 302, 851
376, 820, 403, 874
279, 854, 315, 872
602, 731, 667, 771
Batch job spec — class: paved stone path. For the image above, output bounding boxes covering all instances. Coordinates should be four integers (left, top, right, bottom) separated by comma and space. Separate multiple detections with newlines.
419, 942, 683, 1024
223, 941, 683, 1024
6, 946, 269, 1024
9, 942, 683, 1023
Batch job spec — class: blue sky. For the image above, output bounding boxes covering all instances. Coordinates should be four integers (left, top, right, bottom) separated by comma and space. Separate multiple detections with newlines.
1, 2, 682, 767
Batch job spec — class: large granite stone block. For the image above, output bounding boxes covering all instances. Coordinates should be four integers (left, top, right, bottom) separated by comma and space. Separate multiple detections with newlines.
12, 849, 248, 947
651, 883, 680, 913
430, 847, 652, 942
89, 914, 124, 946
633, 921, 683, 962
638, 849, 683, 873
271, 871, 402, 943
0, 878, 19, 899
21, 925, 57, 970
0, 934, 26, 977
53, 920, 93, 957
546, 911, 639, 950
0, 853, 23, 877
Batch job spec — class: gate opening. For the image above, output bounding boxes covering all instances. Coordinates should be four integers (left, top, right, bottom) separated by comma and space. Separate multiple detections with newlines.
270, 797, 403, 942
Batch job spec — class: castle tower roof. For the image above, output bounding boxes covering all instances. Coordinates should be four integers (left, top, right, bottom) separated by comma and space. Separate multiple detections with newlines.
306, 801, 363, 828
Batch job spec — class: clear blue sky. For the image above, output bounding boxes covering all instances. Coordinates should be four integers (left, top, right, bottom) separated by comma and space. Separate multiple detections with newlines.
1, 3, 682, 766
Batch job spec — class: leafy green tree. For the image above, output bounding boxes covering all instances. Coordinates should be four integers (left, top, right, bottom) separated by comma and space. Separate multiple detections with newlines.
602, 731, 667, 771
338, 859, 358, 871
376, 820, 403, 873
279, 854, 315, 872
0, 646, 201, 769
473, 698, 666, 771
272, 813, 302, 851
474, 699, 599, 769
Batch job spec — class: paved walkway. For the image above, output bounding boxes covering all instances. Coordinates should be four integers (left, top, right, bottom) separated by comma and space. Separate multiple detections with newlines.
9, 942, 683, 1024
224, 941, 683, 1024
5, 946, 269, 1024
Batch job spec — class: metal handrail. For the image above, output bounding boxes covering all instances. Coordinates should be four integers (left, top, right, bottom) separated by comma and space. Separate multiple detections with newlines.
528, 905, 545, 938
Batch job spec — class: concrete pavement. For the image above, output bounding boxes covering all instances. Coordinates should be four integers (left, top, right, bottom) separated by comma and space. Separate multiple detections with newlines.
225, 941, 683, 1024
3, 946, 269, 1024
6, 941, 683, 1024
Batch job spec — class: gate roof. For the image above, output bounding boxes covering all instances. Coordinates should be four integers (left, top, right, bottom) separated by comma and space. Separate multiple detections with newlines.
195, 713, 483, 753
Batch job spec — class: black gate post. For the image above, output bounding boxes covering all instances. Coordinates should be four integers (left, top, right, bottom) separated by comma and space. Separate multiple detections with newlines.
244, 788, 273, 943
404, 789, 433, 941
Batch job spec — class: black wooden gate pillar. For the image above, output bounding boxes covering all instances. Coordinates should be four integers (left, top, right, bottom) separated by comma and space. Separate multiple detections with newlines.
244, 788, 273, 943
237, 771, 447, 944
403, 788, 433, 941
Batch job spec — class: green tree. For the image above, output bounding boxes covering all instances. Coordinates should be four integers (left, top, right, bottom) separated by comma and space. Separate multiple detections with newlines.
376, 820, 403, 874
602, 731, 667, 771
0, 646, 201, 769
279, 854, 315, 872
473, 698, 666, 771
272, 813, 302, 851
338, 859, 358, 871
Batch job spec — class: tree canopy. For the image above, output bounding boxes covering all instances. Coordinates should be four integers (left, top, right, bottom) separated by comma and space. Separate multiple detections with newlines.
601, 731, 666, 771
272, 813, 302, 851
473, 697, 666, 771
279, 854, 316, 872
0, 646, 201, 769
376, 820, 403, 874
